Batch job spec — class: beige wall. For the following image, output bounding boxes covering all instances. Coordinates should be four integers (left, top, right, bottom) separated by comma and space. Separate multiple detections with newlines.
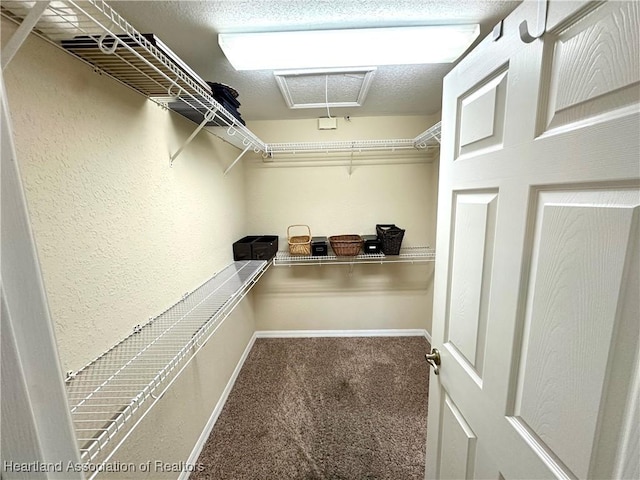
245, 116, 439, 334
2, 20, 250, 374
252, 264, 435, 332
249, 115, 436, 142
2, 18, 255, 477
2, 17, 439, 477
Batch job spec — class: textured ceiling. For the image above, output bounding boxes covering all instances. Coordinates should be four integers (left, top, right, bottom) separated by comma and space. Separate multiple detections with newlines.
111, 0, 521, 121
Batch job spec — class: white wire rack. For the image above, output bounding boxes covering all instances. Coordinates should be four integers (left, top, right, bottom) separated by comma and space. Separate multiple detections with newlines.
63, 260, 268, 463
414, 121, 441, 148
265, 138, 417, 155
0, 0, 265, 156
263, 122, 441, 157
2, 1, 441, 167
273, 247, 435, 266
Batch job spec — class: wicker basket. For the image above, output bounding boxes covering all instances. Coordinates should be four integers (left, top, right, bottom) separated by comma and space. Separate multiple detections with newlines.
288, 225, 312, 256
376, 224, 405, 255
329, 235, 363, 256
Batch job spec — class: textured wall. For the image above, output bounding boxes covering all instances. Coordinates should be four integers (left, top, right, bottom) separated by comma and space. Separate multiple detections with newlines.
3, 19, 250, 375
245, 116, 439, 334
105, 302, 256, 479
2, 17, 439, 475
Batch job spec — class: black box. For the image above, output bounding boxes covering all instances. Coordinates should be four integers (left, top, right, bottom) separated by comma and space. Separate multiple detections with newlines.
233, 235, 278, 261
252, 235, 278, 260
362, 235, 382, 254
311, 236, 328, 256
233, 236, 260, 260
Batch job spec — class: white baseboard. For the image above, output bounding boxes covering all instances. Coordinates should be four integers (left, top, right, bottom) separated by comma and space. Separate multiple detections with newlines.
424, 330, 432, 344
180, 332, 258, 480
255, 329, 428, 338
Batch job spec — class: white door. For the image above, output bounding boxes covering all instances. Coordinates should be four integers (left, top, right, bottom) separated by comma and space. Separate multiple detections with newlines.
426, 1, 639, 479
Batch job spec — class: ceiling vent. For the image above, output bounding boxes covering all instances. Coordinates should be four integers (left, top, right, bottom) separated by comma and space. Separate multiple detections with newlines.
274, 67, 376, 110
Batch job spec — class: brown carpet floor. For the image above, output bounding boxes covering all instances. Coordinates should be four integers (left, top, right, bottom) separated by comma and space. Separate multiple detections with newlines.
192, 336, 430, 480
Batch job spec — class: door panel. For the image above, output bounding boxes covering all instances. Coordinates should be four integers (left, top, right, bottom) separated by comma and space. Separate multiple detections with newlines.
426, 1, 640, 479
541, 1, 640, 134
457, 70, 508, 158
512, 189, 639, 479
473, 441, 502, 480
440, 395, 477, 480
446, 191, 498, 381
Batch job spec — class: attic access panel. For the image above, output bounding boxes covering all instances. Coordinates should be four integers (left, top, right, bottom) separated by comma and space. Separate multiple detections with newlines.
274, 67, 376, 109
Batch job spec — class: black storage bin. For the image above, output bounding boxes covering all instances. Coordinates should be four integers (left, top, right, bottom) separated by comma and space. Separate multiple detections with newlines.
253, 235, 278, 260
376, 224, 405, 255
233, 235, 278, 261
233, 236, 261, 260
362, 235, 382, 254
311, 236, 329, 256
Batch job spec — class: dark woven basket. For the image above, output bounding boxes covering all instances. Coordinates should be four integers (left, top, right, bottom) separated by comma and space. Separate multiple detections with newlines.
376, 224, 405, 255
329, 235, 363, 256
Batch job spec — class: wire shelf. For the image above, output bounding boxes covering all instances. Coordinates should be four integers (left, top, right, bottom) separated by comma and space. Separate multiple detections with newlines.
0, 0, 265, 153
63, 260, 268, 462
414, 121, 441, 148
265, 139, 418, 155
2, 1, 440, 160
263, 122, 441, 157
273, 247, 435, 266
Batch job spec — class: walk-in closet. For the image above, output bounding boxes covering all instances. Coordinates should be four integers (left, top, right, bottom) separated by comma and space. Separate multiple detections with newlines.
2, 1, 639, 479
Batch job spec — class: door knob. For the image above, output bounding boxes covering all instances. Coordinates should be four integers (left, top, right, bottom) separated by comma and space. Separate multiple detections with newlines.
425, 348, 441, 375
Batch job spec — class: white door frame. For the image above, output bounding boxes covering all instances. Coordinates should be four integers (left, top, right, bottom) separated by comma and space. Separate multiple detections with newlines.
1, 24, 83, 479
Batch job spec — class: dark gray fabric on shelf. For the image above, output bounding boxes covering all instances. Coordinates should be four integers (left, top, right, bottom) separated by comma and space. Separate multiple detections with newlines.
192, 336, 430, 480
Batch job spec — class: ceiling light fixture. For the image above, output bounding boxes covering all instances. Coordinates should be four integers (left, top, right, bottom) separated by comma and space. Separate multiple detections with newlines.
218, 25, 481, 71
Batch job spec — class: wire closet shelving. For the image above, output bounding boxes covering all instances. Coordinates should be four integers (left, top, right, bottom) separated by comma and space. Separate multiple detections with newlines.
63, 260, 269, 464
1, 0, 442, 166
0, 0, 266, 161
264, 122, 441, 157
273, 246, 436, 266
1, 0, 439, 469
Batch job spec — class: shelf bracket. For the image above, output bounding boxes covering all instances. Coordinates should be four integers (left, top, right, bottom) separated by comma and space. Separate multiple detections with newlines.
2, 1, 50, 71
519, 0, 548, 43
170, 109, 216, 165
224, 142, 252, 176
348, 145, 354, 176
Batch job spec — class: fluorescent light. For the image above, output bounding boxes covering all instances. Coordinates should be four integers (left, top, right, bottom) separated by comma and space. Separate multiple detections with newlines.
218, 25, 480, 71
